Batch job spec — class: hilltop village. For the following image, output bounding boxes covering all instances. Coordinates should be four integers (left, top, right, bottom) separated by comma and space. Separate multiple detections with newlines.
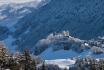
0, 31, 104, 70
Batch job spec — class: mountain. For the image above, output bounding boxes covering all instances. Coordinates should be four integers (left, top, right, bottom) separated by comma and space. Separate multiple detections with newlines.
0, 0, 50, 51
1, 0, 104, 69
1, 0, 104, 53
0, 0, 48, 29
12, 0, 104, 51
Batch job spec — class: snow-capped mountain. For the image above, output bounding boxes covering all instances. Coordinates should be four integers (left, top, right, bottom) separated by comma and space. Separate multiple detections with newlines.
1, 0, 104, 70
0, 0, 49, 29
0, 0, 50, 51
1, 0, 104, 54
11, 0, 104, 52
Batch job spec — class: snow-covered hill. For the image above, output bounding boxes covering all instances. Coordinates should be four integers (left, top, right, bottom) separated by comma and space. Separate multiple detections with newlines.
10, 0, 104, 52
39, 32, 104, 69
1, 0, 104, 54
40, 47, 78, 60
40, 47, 104, 60
39, 31, 104, 60
0, 0, 50, 52
0, 1, 104, 69
0, 0, 48, 29
45, 59, 75, 69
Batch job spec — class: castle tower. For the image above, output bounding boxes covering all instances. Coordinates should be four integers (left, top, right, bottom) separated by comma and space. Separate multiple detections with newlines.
63, 31, 70, 38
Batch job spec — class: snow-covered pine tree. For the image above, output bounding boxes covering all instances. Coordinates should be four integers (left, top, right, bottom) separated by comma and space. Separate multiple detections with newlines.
41, 61, 46, 70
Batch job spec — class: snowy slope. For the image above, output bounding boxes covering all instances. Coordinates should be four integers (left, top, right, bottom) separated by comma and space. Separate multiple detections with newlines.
1, 0, 104, 54
11, 0, 104, 52
4, 35, 16, 52
39, 31, 104, 62
0, 0, 41, 6
45, 59, 75, 69
0, 0, 48, 29
40, 47, 104, 60
0, 0, 50, 52
41, 46, 104, 69
40, 47, 78, 60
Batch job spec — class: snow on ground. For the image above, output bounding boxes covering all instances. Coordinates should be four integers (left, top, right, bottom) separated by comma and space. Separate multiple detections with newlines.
45, 59, 76, 69
0, 0, 49, 31
40, 47, 78, 60
4, 35, 16, 52
0, 18, 17, 31
41, 47, 104, 69
0, 15, 7, 20
40, 47, 104, 60
0, 0, 42, 6
40, 47, 104, 69
40, 47, 77, 69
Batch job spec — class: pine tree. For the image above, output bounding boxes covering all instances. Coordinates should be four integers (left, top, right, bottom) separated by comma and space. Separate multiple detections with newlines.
64, 45, 69, 50
34, 60, 37, 70
0, 46, 7, 69
24, 48, 31, 60
64, 67, 67, 70
41, 61, 46, 70
23, 48, 31, 70
31, 59, 37, 70
91, 60, 96, 70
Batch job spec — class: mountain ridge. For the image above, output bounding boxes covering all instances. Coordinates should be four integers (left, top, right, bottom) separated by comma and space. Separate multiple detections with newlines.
12, 0, 104, 51
1, 0, 104, 53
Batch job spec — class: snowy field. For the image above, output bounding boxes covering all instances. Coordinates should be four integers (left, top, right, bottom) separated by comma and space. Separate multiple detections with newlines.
45, 59, 75, 69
